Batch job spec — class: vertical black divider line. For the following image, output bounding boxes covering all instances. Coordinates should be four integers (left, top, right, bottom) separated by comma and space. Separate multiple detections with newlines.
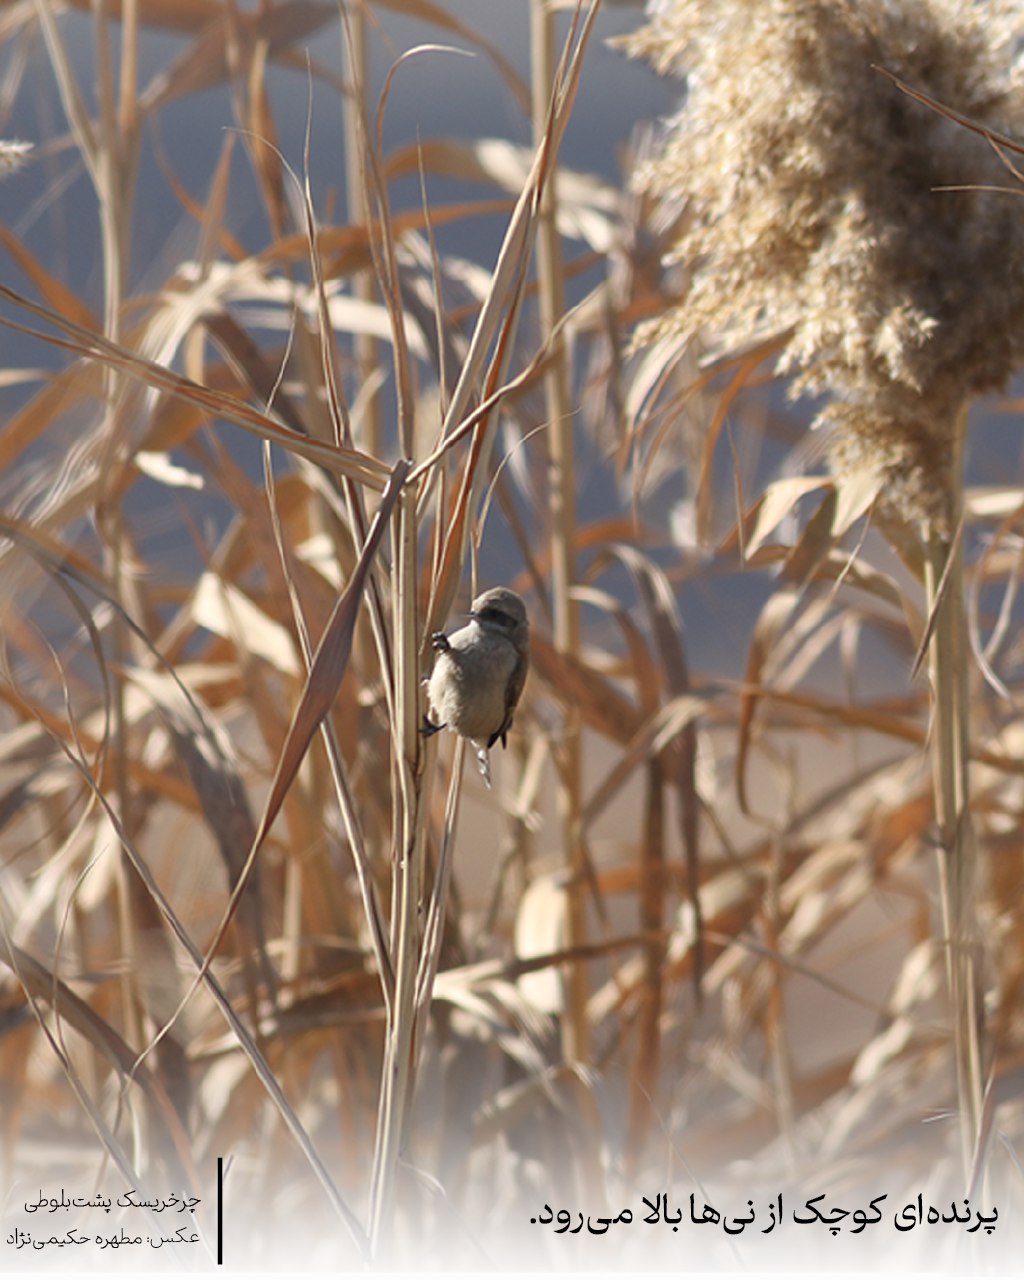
217, 1156, 224, 1265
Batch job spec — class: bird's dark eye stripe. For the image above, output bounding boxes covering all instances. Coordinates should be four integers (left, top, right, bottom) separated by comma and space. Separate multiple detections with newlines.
477, 606, 515, 626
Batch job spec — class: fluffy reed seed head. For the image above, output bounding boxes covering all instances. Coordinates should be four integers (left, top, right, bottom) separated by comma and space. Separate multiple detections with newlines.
626, 0, 1024, 529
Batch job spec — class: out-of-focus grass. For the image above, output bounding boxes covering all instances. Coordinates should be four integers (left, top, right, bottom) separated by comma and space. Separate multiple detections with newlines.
1, 0, 1024, 1270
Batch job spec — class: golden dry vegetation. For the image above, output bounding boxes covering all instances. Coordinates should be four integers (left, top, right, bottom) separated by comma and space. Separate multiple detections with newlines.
2, 0, 1024, 1271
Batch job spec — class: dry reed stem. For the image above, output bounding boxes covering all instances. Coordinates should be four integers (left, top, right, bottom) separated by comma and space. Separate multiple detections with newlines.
531, 0, 594, 1164
921, 410, 985, 1181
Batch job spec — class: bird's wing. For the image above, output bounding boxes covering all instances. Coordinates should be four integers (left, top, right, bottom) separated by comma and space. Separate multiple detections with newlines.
489, 649, 528, 750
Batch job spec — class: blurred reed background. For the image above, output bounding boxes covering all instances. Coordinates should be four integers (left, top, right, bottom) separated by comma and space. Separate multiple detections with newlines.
2, 0, 1024, 1270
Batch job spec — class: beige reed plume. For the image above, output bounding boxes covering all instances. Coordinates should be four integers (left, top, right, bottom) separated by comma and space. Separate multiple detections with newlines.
626, 0, 1024, 530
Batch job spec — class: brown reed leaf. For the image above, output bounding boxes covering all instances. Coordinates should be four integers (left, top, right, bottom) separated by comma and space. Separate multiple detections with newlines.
180, 455, 409, 1040
204, 309, 310, 437
149, 126, 249, 264
0, 363, 102, 476
424, 5, 600, 631
139, 1, 339, 111
779, 488, 839, 589
385, 137, 618, 250
0, 282, 390, 488
616, 546, 704, 1022
0, 227, 99, 333
530, 632, 643, 745
125, 666, 277, 1004
258, 199, 509, 276
1, 893, 202, 1198
745, 477, 830, 560
581, 695, 707, 833
372, 0, 530, 115
736, 588, 802, 813
246, 40, 287, 241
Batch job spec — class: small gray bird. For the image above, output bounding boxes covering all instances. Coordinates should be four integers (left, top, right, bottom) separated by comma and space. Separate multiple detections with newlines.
422, 586, 530, 788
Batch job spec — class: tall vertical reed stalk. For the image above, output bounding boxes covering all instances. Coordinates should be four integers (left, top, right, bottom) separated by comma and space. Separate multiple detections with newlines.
921, 408, 984, 1179
530, 0, 588, 1077
358, 3, 601, 1254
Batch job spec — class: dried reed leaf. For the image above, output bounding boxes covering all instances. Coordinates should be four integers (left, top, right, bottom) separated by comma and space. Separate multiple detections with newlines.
769, 600, 845, 693
192, 573, 301, 677
150, 127, 248, 265
373, 0, 530, 114
426, 4, 599, 625
572, 583, 657, 708
259, 199, 510, 277
695, 364, 760, 545
615, 545, 703, 1008
204, 309, 309, 436
803, 548, 921, 640
0, 227, 99, 332
736, 588, 802, 813
581, 693, 706, 832
125, 665, 276, 1002
0, 363, 93, 475
139, 0, 338, 111
779, 489, 838, 588
0, 512, 116, 591
247, 39, 286, 239
24, 662, 370, 1251
531, 632, 642, 745
745, 476, 827, 559
386, 137, 617, 250
832, 469, 882, 538
746, 684, 928, 746
0, 282, 390, 488
0, 930, 199, 1195
205, 458, 408, 968
146, 260, 429, 365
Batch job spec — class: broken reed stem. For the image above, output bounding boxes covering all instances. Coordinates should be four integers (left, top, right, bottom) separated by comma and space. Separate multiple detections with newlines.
922, 405, 985, 1186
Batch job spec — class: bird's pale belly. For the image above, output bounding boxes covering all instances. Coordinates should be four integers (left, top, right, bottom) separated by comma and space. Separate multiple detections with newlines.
427, 648, 511, 742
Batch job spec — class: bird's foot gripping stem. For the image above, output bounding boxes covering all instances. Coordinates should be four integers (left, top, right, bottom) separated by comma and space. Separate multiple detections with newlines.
420, 714, 446, 738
